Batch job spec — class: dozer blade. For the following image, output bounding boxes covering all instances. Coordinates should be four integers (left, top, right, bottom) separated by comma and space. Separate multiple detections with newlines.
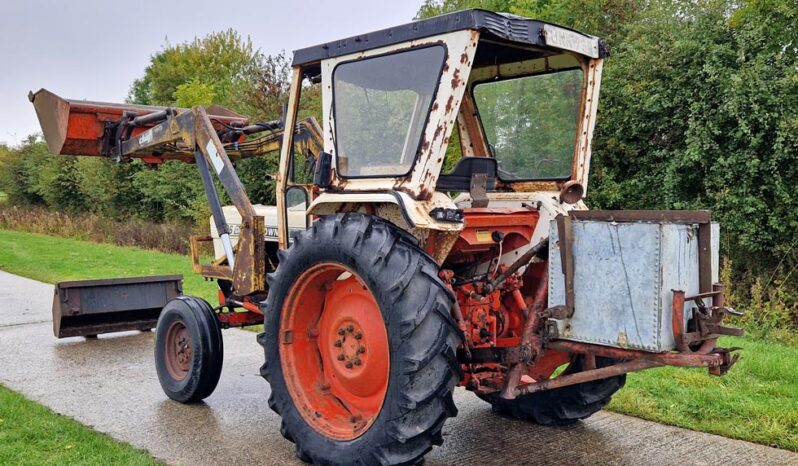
28, 88, 248, 160
52, 275, 183, 338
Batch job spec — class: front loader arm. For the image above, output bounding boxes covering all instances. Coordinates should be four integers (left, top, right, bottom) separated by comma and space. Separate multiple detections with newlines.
30, 90, 327, 296
121, 106, 266, 295
121, 106, 258, 219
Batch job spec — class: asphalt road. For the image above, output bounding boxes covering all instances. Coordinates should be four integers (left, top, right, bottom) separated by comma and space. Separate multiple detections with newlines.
0, 270, 796, 466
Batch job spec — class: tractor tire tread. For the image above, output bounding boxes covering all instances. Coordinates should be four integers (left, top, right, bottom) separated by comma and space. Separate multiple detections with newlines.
154, 296, 223, 403
260, 213, 460, 466
481, 357, 625, 426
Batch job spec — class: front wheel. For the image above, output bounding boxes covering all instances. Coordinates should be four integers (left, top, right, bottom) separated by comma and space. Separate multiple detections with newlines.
155, 296, 224, 403
260, 213, 461, 466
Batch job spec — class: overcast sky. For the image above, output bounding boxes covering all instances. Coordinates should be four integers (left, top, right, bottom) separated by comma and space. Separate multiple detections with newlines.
0, 1, 421, 146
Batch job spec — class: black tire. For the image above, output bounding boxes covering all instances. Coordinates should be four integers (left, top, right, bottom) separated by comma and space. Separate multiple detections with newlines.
480, 356, 625, 426
260, 213, 461, 466
155, 296, 224, 403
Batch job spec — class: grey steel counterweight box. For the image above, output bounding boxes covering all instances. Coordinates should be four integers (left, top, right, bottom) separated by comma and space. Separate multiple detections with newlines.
548, 214, 718, 352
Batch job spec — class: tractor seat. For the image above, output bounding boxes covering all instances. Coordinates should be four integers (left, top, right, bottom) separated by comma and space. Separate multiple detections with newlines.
436, 157, 496, 208
436, 157, 497, 192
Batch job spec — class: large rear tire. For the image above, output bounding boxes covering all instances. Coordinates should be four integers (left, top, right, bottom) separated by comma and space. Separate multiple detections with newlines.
155, 296, 224, 403
260, 213, 461, 466
480, 356, 625, 426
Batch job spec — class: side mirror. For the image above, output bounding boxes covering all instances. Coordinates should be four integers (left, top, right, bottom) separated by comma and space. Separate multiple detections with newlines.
285, 186, 310, 239
285, 186, 308, 211
313, 152, 333, 189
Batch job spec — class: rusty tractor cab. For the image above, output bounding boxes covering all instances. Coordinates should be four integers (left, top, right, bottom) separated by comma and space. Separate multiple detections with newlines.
31, 9, 742, 466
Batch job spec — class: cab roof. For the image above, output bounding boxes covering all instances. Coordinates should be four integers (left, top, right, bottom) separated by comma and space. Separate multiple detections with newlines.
292, 9, 608, 69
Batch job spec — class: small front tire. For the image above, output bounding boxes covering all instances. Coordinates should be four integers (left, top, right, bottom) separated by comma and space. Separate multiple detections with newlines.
155, 296, 224, 403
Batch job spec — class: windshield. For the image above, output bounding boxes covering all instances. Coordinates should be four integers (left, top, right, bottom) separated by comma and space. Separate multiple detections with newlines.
473, 68, 583, 180
332, 46, 445, 177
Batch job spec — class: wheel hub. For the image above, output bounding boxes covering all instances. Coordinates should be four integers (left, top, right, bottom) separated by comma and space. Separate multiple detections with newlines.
176, 333, 191, 368
164, 321, 192, 381
280, 263, 389, 441
333, 321, 365, 369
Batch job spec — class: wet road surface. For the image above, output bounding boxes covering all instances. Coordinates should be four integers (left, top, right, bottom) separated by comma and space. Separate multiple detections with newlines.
0, 270, 796, 466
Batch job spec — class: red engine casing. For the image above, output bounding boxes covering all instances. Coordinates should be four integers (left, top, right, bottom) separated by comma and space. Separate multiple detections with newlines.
443, 208, 545, 348
441, 207, 553, 390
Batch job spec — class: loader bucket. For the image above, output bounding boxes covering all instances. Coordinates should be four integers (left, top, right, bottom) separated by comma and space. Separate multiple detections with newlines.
52, 275, 183, 338
28, 88, 248, 158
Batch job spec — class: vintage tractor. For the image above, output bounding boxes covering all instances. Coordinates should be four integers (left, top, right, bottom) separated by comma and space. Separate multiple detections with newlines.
31, 9, 743, 466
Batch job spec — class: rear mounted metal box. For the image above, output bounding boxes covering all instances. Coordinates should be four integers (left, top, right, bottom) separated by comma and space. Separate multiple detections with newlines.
52, 275, 183, 338
548, 211, 719, 352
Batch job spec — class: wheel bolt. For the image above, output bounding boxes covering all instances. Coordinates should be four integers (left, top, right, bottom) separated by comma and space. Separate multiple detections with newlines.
337, 328, 346, 336
337, 354, 345, 361
354, 332, 363, 340
345, 361, 354, 369
357, 346, 365, 354
334, 340, 342, 347
354, 359, 362, 366
346, 324, 354, 332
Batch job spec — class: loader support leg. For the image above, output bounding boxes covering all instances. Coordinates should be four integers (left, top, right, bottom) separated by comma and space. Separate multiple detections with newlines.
194, 150, 234, 269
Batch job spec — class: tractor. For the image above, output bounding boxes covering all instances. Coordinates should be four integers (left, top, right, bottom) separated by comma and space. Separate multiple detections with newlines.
31, 9, 742, 466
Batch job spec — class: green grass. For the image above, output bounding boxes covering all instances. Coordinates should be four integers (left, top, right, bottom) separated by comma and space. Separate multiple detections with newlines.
0, 228, 217, 303
0, 228, 210, 465
0, 385, 159, 465
0, 228, 796, 452
610, 336, 798, 451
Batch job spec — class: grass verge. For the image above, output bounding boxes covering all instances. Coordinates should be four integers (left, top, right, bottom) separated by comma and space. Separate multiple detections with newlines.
0, 385, 159, 465
0, 228, 796, 452
0, 228, 217, 303
610, 336, 798, 451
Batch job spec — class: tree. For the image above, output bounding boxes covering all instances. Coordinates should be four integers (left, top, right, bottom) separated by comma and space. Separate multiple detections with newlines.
416, 0, 642, 173
129, 30, 258, 109
0, 31, 296, 224
417, 1, 798, 321
127, 30, 294, 219
0, 136, 47, 206
416, 0, 639, 40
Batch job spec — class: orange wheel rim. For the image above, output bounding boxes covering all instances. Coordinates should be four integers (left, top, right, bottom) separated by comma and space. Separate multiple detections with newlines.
280, 263, 389, 441
164, 320, 192, 381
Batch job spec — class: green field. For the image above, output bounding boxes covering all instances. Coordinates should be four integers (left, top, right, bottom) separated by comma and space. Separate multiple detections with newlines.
0, 228, 796, 452
0, 385, 158, 465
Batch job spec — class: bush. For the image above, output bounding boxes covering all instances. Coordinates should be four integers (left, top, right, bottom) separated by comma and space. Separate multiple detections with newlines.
0, 4, 794, 338
0, 205, 194, 255
417, 0, 798, 337
131, 161, 207, 223
0, 135, 48, 207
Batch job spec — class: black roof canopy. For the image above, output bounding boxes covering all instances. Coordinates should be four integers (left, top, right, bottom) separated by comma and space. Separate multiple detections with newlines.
291, 9, 608, 68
